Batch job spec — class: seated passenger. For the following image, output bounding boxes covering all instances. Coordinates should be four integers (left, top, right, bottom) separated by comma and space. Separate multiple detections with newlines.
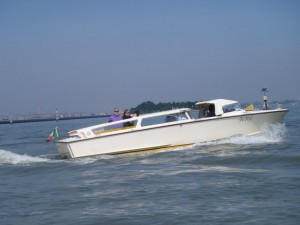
207, 104, 216, 117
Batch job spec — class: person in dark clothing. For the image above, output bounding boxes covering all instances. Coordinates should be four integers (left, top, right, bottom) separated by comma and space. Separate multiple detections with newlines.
207, 104, 216, 117
122, 109, 134, 127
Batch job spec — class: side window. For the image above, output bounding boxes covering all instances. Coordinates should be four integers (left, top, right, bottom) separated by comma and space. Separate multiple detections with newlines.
141, 115, 166, 127
190, 110, 199, 119
141, 113, 187, 127
223, 103, 242, 113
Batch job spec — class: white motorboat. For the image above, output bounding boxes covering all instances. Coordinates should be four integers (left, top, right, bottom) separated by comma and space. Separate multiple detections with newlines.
55, 99, 288, 159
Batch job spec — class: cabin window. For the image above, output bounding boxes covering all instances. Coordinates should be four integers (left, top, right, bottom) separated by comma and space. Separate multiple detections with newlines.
141, 112, 187, 127
190, 110, 199, 119
223, 103, 242, 113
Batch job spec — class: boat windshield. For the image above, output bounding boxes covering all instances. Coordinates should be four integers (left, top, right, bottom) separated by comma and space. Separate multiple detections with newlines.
223, 103, 242, 113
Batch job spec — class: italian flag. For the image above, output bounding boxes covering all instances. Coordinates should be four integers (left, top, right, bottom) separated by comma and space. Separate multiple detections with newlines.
46, 127, 59, 142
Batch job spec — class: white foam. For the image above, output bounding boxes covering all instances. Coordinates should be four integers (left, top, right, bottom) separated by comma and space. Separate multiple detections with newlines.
198, 166, 266, 173
68, 154, 117, 165
69, 157, 99, 165
0, 149, 49, 165
196, 123, 287, 147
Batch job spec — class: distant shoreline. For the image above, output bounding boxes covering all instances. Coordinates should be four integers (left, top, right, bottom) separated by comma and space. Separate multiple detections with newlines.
1, 99, 298, 125
0, 115, 109, 125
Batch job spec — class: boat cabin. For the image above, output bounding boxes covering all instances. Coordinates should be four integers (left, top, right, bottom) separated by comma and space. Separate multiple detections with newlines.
195, 99, 240, 118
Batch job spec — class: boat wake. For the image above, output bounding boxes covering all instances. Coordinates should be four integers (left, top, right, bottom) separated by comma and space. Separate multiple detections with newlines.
0, 149, 50, 165
0, 149, 117, 166
0, 124, 287, 165
197, 123, 287, 147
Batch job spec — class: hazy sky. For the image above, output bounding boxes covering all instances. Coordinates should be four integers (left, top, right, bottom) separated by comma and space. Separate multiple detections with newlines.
1, 0, 299, 115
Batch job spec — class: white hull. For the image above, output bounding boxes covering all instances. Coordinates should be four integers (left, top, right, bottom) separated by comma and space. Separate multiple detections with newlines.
56, 108, 288, 159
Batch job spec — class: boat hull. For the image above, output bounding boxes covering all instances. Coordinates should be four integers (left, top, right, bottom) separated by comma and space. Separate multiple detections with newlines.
55, 109, 288, 158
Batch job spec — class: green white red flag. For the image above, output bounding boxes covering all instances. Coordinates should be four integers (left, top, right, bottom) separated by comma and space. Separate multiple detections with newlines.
46, 127, 59, 142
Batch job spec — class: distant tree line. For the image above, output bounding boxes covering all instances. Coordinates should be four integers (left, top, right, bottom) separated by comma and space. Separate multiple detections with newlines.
131, 101, 197, 114
130, 98, 299, 115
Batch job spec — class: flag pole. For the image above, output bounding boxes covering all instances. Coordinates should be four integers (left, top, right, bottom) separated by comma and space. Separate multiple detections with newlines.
56, 126, 59, 140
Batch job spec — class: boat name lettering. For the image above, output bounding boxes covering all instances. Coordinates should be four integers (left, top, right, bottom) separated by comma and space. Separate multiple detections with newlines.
239, 115, 253, 122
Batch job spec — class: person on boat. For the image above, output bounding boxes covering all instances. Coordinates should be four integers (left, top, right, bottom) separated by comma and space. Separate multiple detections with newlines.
122, 109, 134, 127
108, 108, 123, 128
207, 104, 216, 117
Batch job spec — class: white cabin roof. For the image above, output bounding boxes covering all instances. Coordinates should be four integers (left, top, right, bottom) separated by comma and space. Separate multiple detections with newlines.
195, 99, 238, 116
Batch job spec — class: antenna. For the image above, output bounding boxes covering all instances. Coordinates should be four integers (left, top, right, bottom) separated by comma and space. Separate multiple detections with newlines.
261, 88, 268, 95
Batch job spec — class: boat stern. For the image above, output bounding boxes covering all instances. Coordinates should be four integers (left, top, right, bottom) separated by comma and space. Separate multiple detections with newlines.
55, 140, 74, 159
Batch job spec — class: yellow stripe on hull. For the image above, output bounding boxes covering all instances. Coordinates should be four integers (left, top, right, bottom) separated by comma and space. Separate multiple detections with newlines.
118, 143, 194, 155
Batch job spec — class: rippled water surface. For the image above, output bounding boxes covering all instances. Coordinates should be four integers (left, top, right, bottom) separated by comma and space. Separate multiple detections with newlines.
1, 104, 299, 225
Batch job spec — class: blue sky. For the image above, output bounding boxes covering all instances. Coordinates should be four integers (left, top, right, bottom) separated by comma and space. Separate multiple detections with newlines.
1, 0, 299, 115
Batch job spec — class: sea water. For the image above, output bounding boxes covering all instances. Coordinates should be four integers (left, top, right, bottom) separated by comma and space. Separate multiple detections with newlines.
0, 104, 299, 225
